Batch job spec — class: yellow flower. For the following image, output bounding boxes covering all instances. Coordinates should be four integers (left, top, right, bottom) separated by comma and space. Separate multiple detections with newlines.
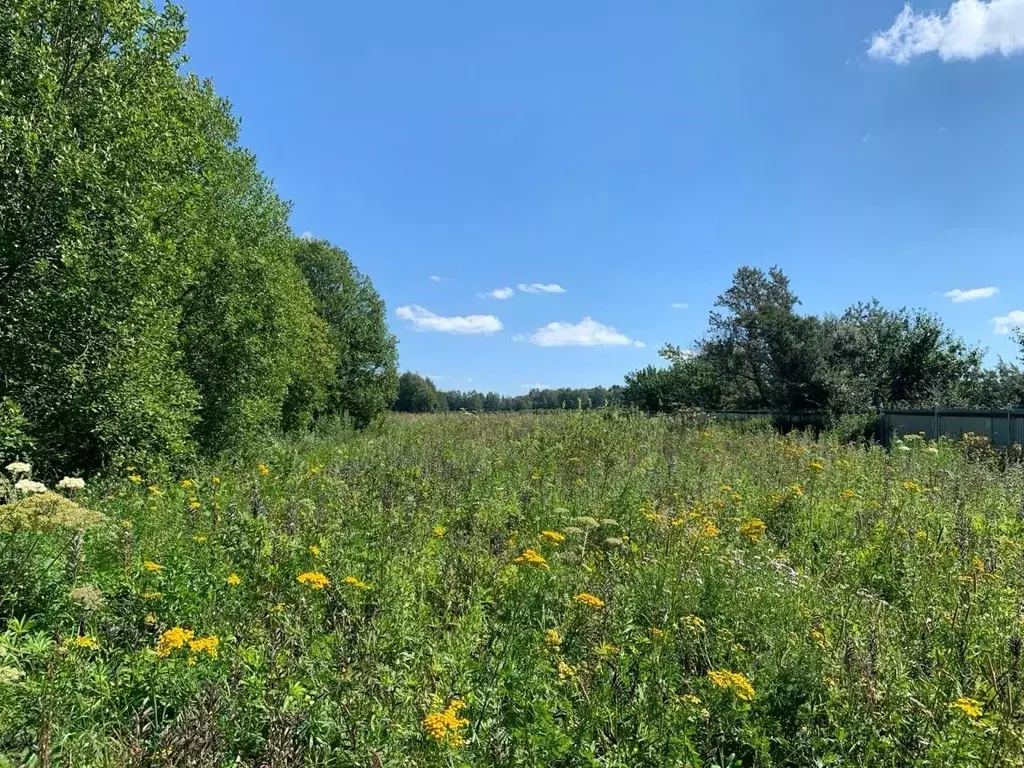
188, 499, 201, 510
144, 613, 157, 624
594, 642, 619, 658
650, 626, 665, 640
72, 635, 99, 650
147, 485, 162, 496
544, 628, 563, 647
810, 628, 827, 649
707, 669, 756, 701
257, 464, 270, 477
557, 659, 577, 679
950, 696, 983, 719
181, 479, 194, 489
121, 519, 133, 530
513, 548, 548, 568
188, 635, 219, 659
789, 483, 805, 497
226, 573, 241, 586
342, 575, 371, 590
574, 592, 605, 610
807, 461, 825, 473
696, 519, 720, 539
211, 476, 221, 486
682, 615, 706, 633
193, 534, 207, 542
128, 474, 142, 484
309, 545, 322, 557
143, 561, 164, 572
155, 627, 195, 657
540, 530, 565, 544
681, 693, 702, 706
432, 526, 446, 538
841, 489, 858, 499
903, 480, 922, 493
141, 591, 163, 600
422, 699, 470, 746
972, 556, 986, 574
297, 571, 330, 590
737, 519, 766, 542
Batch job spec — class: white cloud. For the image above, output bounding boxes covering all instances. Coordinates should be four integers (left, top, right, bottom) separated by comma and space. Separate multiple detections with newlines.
299, 230, 313, 240
511, 334, 525, 342
429, 275, 443, 282
396, 305, 502, 334
482, 287, 514, 299
670, 302, 688, 309
518, 283, 566, 294
869, 0, 1024, 63
945, 286, 1000, 302
529, 317, 644, 348
992, 310, 1024, 334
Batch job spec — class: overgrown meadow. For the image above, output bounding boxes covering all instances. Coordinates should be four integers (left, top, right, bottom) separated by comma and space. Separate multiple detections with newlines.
2, 412, 1024, 767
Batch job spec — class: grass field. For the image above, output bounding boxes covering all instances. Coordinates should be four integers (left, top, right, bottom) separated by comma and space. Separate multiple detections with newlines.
2, 412, 1023, 767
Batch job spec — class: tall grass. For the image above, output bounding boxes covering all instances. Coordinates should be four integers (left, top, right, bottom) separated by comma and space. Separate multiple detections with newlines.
1, 412, 1023, 766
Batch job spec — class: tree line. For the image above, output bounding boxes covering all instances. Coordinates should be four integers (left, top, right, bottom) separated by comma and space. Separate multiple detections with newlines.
0, 1, 397, 473
393, 373, 622, 413
622, 266, 1024, 417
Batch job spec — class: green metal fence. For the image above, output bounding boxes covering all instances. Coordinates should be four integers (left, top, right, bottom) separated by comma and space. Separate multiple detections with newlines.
703, 409, 1024, 447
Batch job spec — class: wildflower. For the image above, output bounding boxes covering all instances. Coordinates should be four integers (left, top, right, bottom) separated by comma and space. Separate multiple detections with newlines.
226, 573, 241, 586
682, 615, 706, 633
903, 480, 922, 493
926, 446, 940, 455
181, 479, 194, 489
309, 545, 322, 557
841, 489, 858, 499
211, 476, 221, 485
1, 493, 105, 532
5, 461, 30, 475
72, 635, 100, 650
342, 575, 371, 590
257, 464, 270, 477
422, 699, 470, 746
807, 461, 825, 473
143, 561, 164, 572
14, 479, 46, 494
789, 483, 805, 497
147, 485, 162, 496
431, 526, 446, 538
707, 669, 756, 701
540, 530, 565, 544
129, 474, 143, 484
972, 556, 986, 574
696, 519, 720, 539
0, 666, 24, 684
144, 614, 157, 624
57, 477, 85, 491
155, 627, 195, 657
572, 516, 600, 529
681, 693, 702, 706
193, 534, 207, 542
544, 628, 563, 647
649, 626, 665, 640
297, 571, 330, 590
69, 585, 104, 611
513, 548, 548, 568
188, 635, 219, 659
738, 519, 766, 542
574, 593, 605, 610
141, 591, 163, 600
557, 660, 577, 679
950, 696, 983, 719
188, 499, 201, 510
810, 628, 827, 649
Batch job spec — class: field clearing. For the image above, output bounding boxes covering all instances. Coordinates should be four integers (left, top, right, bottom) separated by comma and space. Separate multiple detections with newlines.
2, 412, 1024, 766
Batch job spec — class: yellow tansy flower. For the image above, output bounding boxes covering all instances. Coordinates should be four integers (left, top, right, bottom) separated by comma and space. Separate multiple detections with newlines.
226, 573, 241, 586
143, 561, 164, 572
574, 592, 605, 610
513, 548, 548, 568
707, 669, 755, 701
423, 700, 470, 746
297, 571, 329, 590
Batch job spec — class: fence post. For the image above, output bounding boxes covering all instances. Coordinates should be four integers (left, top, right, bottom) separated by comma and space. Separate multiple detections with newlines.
932, 406, 938, 440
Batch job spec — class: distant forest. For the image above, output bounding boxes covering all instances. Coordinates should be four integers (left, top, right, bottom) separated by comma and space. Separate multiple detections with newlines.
392, 373, 622, 413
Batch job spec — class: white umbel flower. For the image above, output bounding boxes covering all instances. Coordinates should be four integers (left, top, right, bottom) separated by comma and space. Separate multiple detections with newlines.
14, 479, 46, 494
5, 462, 31, 475
57, 477, 86, 491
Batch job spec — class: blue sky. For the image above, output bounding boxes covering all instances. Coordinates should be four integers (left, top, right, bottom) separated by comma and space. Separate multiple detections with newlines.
180, 0, 1024, 394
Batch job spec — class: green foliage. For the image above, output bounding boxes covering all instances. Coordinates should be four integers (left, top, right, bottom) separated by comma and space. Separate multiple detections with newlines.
1, 412, 1022, 765
0, 401, 33, 461
0, 0, 393, 473
440, 385, 622, 412
394, 372, 442, 413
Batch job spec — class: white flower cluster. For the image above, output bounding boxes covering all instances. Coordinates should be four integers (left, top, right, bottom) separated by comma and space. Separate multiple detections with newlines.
5, 462, 31, 475
57, 477, 86, 491
14, 479, 46, 494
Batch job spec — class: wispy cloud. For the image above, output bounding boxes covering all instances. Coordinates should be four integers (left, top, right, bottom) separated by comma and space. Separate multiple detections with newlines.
992, 310, 1024, 334
670, 302, 688, 309
529, 317, 644, 348
396, 305, 502, 334
945, 286, 1000, 302
518, 283, 566, 294
300, 231, 313, 240
429, 275, 443, 283
480, 287, 514, 299
869, 0, 1024, 63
